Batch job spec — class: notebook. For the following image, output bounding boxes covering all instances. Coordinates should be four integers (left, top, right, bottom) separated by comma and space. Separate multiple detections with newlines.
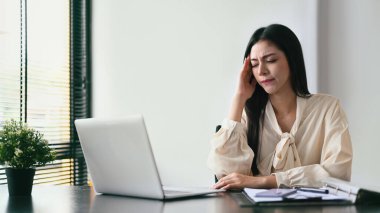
323, 177, 380, 205
241, 187, 352, 206
237, 177, 380, 206
74, 114, 223, 200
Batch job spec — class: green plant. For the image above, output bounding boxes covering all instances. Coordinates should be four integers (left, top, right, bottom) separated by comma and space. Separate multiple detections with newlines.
0, 119, 56, 169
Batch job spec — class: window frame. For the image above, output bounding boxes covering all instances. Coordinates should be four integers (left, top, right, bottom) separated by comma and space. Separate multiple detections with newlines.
0, 0, 91, 186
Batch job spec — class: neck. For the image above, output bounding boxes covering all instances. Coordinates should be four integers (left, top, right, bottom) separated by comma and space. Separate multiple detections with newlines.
269, 90, 297, 116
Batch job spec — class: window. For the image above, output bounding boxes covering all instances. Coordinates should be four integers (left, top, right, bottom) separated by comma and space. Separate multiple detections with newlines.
0, 0, 91, 185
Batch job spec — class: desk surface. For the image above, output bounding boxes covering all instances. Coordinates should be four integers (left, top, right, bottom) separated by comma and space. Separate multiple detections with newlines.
1, 185, 379, 213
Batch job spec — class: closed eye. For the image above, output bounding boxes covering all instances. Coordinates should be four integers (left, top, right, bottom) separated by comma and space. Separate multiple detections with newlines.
266, 58, 277, 63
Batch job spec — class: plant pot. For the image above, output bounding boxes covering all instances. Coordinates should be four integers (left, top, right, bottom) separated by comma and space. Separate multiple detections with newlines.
5, 168, 36, 196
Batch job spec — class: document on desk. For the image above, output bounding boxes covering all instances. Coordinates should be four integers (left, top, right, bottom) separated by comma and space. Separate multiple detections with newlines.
323, 177, 380, 205
241, 188, 352, 206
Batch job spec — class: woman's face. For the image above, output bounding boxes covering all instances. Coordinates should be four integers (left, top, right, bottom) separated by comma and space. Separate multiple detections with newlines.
250, 40, 292, 95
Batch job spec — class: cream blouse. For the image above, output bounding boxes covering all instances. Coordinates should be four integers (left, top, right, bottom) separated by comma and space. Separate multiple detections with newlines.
207, 94, 353, 187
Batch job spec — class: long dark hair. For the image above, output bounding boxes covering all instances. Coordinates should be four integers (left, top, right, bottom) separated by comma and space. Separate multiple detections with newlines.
243, 24, 311, 174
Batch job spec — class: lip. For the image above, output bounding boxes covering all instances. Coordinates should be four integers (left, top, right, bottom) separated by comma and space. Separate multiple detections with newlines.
260, 79, 274, 84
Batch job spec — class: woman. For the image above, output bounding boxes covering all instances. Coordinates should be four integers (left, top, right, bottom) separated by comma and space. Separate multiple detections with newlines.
208, 24, 352, 190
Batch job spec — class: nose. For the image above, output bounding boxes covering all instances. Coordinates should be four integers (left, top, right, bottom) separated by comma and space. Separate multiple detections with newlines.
257, 63, 268, 76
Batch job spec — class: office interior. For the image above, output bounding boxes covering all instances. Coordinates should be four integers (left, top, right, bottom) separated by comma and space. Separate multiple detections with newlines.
0, 0, 379, 210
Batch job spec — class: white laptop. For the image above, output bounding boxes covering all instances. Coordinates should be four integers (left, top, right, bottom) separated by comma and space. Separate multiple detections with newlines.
74, 114, 223, 199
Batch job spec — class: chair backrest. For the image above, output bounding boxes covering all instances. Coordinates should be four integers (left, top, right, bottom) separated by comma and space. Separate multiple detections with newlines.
214, 125, 222, 183
215, 125, 221, 133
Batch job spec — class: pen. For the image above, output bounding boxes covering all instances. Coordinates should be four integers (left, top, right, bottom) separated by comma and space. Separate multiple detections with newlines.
296, 187, 329, 194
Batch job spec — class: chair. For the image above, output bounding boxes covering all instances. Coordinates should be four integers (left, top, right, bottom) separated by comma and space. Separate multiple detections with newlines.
214, 125, 222, 183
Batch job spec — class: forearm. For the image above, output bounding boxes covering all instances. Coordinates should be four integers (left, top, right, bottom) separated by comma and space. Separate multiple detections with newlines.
275, 165, 330, 188
207, 118, 254, 179
213, 173, 277, 190
228, 95, 247, 122
247, 175, 277, 189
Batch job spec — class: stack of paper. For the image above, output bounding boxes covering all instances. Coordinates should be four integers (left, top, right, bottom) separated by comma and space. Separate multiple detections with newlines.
242, 188, 352, 206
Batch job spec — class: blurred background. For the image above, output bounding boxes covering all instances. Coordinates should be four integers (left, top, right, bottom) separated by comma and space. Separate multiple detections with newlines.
1, 0, 378, 188
92, 0, 380, 187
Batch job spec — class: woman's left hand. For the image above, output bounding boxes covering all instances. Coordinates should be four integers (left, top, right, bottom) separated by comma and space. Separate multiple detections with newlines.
213, 173, 253, 190
213, 173, 277, 190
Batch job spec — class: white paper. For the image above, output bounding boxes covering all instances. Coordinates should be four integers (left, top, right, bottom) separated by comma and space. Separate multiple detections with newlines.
243, 188, 282, 202
243, 188, 350, 203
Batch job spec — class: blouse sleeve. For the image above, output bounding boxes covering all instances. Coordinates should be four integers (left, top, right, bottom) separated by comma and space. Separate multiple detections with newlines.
207, 111, 254, 180
275, 100, 353, 187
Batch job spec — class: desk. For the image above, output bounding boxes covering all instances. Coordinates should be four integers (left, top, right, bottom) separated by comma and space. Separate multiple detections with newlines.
1, 185, 379, 213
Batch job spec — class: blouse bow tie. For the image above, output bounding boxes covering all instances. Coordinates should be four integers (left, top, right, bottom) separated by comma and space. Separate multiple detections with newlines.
272, 132, 301, 171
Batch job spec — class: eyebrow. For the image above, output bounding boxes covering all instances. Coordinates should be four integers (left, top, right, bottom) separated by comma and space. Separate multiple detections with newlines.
251, 53, 276, 61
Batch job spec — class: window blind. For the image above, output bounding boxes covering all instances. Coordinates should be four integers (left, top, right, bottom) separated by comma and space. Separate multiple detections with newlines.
27, 0, 73, 185
0, 0, 22, 184
0, 0, 90, 186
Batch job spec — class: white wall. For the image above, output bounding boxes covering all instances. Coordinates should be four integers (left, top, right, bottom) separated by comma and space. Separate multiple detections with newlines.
318, 0, 380, 187
92, 0, 318, 186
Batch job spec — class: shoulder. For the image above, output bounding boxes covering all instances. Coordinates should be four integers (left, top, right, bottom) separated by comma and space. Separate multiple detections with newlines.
308, 93, 339, 103
306, 93, 340, 108
302, 93, 343, 117
306, 94, 349, 129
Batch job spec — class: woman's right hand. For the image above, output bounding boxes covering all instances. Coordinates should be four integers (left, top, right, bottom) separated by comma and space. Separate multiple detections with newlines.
228, 56, 257, 122
236, 56, 257, 102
